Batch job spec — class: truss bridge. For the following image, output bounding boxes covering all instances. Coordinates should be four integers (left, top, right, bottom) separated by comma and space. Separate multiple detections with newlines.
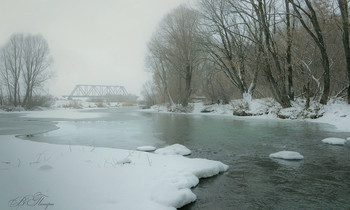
66, 84, 128, 99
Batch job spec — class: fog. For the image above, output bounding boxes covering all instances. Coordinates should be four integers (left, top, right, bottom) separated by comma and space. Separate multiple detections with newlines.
0, 0, 188, 96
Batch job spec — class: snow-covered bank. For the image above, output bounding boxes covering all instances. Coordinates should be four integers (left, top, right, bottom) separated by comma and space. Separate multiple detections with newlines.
310, 100, 350, 132
0, 136, 228, 210
143, 98, 350, 132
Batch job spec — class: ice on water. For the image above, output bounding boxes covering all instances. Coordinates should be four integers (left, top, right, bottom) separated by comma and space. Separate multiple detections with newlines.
269, 151, 304, 160
321, 137, 347, 145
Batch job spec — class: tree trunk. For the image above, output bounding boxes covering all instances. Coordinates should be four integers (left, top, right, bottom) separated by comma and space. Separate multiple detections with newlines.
306, 81, 310, 109
338, 0, 350, 104
285, 0, 294, 100
182, 64, 192, 107
319, 49, 330, 105
165, 85, 174, 107
257, 0, 291, 108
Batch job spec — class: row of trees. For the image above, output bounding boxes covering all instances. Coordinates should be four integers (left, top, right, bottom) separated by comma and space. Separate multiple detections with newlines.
142, 0, 350, 109
0, 33, 53, 108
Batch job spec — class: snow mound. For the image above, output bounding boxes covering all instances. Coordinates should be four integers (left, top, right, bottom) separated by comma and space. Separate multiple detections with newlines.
185, 158, 229, 178
321, 137, 347, 145
155, 144, 191, 156
136, 146, 156, 152
150, 158, 228, 208
346, 137, 350, 141
151, 172, 198, 208
269, 151, 304, 160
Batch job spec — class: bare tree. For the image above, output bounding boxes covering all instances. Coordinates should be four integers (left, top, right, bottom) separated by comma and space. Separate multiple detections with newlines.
338, 0, 350, 104
144, 0, 346, 109
22, 34, 53, 107
160, 6, 202, 107
146, 34, 175, 107
289, 0, 331, 105
141, 81, 159, 107
216, 0, 293, 107
199, 0, 259, 102
0, 34, 24, 106
0, 33, 53, 107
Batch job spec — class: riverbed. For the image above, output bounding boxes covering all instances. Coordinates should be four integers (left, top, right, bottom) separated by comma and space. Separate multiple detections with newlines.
1, 107, 350, 209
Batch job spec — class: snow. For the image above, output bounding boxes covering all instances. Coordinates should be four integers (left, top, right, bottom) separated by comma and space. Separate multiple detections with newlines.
155, 144, 192, 156
142, 98, 350, 132
0, 136, 228, 210
269, 151, 304, 160
311, 100, 350, 132
136, 146, 157, 152
321, 137, 347, 145
347, 137, 350, 141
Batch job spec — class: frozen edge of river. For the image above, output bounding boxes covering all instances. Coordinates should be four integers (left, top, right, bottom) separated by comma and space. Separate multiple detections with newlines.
141, 100, 350, 133
0, 135, 228, 210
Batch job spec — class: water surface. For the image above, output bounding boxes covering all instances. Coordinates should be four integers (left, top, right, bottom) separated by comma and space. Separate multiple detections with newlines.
1, 107, 349, 209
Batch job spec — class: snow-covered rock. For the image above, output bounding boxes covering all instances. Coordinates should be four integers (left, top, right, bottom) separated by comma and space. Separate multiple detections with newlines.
269, 151, 304, 160
136, 146, 156, 152
155, 144, 191, 156
321, 137, 347, 145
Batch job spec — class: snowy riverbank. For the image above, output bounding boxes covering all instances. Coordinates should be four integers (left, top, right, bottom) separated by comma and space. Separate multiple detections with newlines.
0, 134, 228, 210
144, 98, 350, 132
0, 105, 230, 210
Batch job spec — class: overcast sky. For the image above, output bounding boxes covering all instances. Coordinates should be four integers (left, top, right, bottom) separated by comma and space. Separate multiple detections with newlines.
0, 0, 189, 96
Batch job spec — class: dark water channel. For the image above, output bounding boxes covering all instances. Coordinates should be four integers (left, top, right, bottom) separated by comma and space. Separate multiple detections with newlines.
1, 107, 350, 209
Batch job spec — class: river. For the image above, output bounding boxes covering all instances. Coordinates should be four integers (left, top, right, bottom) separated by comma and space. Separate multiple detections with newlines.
1, 107, 350, 209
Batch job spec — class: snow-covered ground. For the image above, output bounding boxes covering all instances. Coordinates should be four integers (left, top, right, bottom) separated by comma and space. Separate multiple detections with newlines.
0, 135, 228, 210
144, 98, 350, 133
310, 100, 350, 132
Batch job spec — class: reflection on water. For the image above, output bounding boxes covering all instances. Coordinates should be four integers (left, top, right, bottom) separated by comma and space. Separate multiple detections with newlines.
2, 107, 350, 209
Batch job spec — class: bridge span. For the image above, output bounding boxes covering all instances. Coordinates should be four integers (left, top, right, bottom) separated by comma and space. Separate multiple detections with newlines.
66, 84, 128, 99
